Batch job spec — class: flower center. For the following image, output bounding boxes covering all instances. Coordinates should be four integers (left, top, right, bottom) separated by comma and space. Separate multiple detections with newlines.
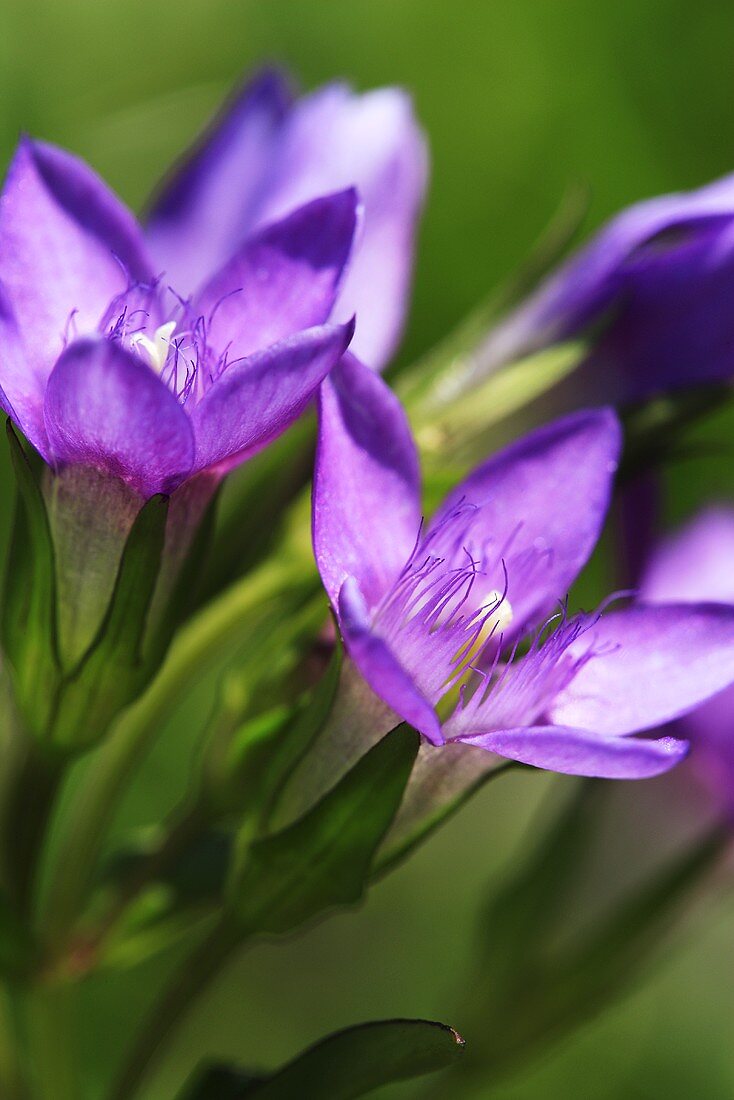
130, 321, 177, 373
455, 588, 514, 669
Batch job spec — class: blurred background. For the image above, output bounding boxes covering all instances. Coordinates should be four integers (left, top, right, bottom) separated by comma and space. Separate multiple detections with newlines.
3, 0, 734, 1096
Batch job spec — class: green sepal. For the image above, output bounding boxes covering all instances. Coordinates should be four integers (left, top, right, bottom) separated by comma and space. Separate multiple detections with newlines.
1, 420, 61, 737
180, 1018, 465, 1100
374, 758, 522, 880
49, 494, 169, 751
146, 486, 219, 666
202, 640, 343, 825
228, 723, 420, 936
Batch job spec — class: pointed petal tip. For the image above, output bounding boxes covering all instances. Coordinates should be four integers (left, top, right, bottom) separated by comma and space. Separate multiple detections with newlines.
455, 726, 689, 779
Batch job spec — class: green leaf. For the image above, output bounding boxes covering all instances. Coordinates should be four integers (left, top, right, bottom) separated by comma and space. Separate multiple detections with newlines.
1, 420, 60, 736
229, 723, 420, 935
180, 1019, 465, 1100
50, 494, 169, 750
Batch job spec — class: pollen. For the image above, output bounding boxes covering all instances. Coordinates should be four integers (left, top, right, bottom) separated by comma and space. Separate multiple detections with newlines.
130, 321, 177, 373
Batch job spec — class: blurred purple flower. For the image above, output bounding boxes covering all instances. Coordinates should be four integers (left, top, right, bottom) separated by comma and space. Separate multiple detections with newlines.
145, 68, 429, 372
472, 173, 734, 402
0, 137, 358, 497
313, 355, 734, 779
641, 508, 734, 809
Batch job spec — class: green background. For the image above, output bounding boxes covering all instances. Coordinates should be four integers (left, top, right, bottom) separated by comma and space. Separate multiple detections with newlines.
2, 0, 734, 1096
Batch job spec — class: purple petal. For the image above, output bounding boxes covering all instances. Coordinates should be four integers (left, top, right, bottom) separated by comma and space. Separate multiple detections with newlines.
550, 604, 734, 735
0, 139, 153, 449
313, 353, 421, 610
427, 409, 621, 633
193, 190, 358, 362
191, 321, 354, 473
144, 68, 293, 294
338, 576, 442, 745
44, 337, 195, 497
474, 172, 734, 396
681, 685, 734, 808
253, 84, 428, 370
455, 726, 689, 779
641, 507, 734, 605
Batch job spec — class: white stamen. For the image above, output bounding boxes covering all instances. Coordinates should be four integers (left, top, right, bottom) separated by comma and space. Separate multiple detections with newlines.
130, 321, 177, 373
461, 588, 514, 664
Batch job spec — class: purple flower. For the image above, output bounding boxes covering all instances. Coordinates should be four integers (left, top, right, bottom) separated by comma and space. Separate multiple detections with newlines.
641, 508, 734, 809
0, 137, 358, 497
145, 68, 428, 372
471, 173, 734, 402
313, 355, 734, 779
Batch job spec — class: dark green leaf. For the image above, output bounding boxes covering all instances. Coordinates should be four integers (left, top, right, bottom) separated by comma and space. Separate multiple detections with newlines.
229, 724, 420, 935
1, 420, 60, 736
180, 1019, 464, 1100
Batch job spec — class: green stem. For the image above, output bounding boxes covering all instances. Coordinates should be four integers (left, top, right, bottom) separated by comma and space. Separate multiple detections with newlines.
42, 554, 317, 948
108, 916, 243, 1100
24, 983, 79, 1100
2, 744, 63, 922
0, 985, 28, 1100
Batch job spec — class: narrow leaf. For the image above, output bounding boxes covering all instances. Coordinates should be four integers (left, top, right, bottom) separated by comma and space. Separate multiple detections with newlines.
230, 724, 420, 935
1, 420, 60, 735
181, 1019, 465, 1100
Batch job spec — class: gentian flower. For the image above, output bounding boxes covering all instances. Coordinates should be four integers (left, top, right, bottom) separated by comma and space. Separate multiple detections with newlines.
467, 173, 734, 402
313, 355, 734, 778
145, 68, 428, 372
641, 508, 734, 810
0, 137, 358, 498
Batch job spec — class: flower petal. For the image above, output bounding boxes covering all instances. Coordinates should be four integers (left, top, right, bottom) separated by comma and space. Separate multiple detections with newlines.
253, 84, 428, 370
144, 68, 293, 294
455, 726, 688, 779
191, 321, 354, 473
550, 604, 734, 735
44, 337, 195, 497
313, 353, 421, 610
338, 576, 442, 745
0, 139, 153, 448
641, 507, 734, 605
193, 190, 359, 362
428, 409, 621, 633
473, 171, 734, 394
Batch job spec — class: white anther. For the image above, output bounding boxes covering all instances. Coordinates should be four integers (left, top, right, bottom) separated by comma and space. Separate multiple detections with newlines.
130, 321, 177, 373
